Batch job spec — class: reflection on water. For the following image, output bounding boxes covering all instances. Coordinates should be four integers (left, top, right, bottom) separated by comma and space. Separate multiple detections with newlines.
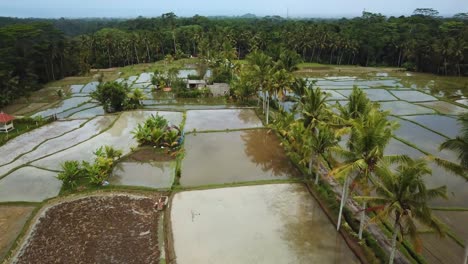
0, 167, 61, 202
32, 111, 183, 170
380, 101, 435, 115
390, 90, 438, 102
420, 233, 465, 264
180, 130, 301, 187
111, 161, 175, 188
418, 101, 468, 116
170, 184, 358, 264
184, 109, 262, 132
402, 115, 461, 138
33, 97, 91, 117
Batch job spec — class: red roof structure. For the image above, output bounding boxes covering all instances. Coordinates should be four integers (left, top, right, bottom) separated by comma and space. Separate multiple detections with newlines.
0, 112, 15, 123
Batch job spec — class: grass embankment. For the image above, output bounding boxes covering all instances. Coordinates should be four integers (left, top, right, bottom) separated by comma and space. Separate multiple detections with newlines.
0, 118, 53, 147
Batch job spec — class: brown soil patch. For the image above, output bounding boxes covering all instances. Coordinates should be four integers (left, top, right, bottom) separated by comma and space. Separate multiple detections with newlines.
15, 195, 161, 264
0, 206, 35, 261
123, 147, 175, 162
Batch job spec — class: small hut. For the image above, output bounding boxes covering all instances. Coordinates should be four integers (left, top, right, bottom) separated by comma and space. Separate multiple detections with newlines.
0, 112, 15, 132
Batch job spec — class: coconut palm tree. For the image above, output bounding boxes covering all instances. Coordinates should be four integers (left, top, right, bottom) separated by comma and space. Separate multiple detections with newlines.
355, 159, 447, 264
303, 124, 339, 184
337, 86, 373, 120
332, 108, 407, 239
245, 51, 274, 123
439, 113, 468, 173
295, 86, 332, 129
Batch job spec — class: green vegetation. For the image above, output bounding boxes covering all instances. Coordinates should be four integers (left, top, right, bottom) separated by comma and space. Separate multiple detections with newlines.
0, 116, 53, 146
56, 145, 122, 191
439, 113, 468, 172
355, 159, 447, 264
268, 77, 456, 263
3, 10, 467, 108
91, 81, 145, 112
132, 114, 182, 150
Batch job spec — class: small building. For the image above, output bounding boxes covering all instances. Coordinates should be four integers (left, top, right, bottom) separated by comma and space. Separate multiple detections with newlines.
186, 79, 206, 89
0, 112, 15, 132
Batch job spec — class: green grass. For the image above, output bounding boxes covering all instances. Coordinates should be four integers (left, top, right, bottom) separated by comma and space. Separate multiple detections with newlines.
297, 62, 330, 69
0, 118, 53, 146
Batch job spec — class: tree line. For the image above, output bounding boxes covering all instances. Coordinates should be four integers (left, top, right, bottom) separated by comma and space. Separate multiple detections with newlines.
1, 9, 467, 107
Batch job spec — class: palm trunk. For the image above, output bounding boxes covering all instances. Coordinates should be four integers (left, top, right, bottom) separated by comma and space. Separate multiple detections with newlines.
358, 201, 367, 239
389, 218, 399, 264
172, 31, 177, 54
337, 175, 351, 231
266, 91, 270, 125
314, 154, 320, 185
146, 42, 151, 62
310, 46, 316, 62
308, 156, 313, 175
262, 88, 266, 114
134, 44, 140, 64
397, 50, 402, 67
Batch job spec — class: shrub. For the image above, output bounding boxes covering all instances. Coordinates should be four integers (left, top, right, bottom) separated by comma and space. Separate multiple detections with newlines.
132, 114, 182, 149
175, 88, 212, 98
91, 81, 129, 112
57, 145, 123, 189
57, 161, 83, 190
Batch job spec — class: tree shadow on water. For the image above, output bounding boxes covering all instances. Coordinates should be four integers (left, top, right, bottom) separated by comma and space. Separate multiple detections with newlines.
241, 129, 301, 178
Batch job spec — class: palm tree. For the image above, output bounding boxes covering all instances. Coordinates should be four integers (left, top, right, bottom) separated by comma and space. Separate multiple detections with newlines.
332, 108, 405, 239
295, 86, 331, 129
439, 113, 468, 172
304, 124, 339, 184
337, 86, 373, 120
272, 69, 294, 102
355, 159, 447, 264
246, 51, 274, 123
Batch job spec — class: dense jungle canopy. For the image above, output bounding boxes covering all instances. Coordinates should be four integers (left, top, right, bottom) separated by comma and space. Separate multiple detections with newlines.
0, 10, 467, 107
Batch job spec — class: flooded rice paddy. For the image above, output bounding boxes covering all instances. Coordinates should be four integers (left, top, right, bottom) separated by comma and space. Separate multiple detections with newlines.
111, 161, 175, 189
0, 69, 466, 263
32, 97, 92, 117
390, 90, 438, 102
0, 167, 61, 202
379, 101, 436, 115
0, 120, 85, 167
180, 129, 301, 186
0, 116, 116, 177
32, 111, 182, 170
184, 109, 262, 132
418, 101, 468, 115
171, 184, 359, 264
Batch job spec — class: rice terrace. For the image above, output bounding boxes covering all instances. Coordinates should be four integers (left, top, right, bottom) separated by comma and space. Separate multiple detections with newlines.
0, 2, 468, 264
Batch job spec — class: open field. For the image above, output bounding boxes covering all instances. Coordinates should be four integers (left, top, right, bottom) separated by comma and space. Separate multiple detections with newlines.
12, 194, 161, 264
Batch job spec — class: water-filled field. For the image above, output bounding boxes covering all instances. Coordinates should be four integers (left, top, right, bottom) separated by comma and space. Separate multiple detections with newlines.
171, 184, 359, 264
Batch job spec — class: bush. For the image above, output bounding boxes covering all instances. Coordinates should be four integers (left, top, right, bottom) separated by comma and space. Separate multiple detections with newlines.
91, 81, 129, 112
132, 114, 182, 149
57, 161, 83, 190
187, 74, 202, 80
57, 146, 122, 189
175, 88, 212, 98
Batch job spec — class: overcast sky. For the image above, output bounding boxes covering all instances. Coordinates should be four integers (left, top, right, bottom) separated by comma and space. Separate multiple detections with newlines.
0, 0, 466, 18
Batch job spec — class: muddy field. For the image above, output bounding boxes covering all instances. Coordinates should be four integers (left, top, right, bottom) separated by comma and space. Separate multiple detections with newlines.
0, 206, 35, 261
14, 195, 161, 264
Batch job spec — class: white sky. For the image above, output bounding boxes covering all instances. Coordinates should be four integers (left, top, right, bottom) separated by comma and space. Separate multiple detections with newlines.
0, 0, 466, 18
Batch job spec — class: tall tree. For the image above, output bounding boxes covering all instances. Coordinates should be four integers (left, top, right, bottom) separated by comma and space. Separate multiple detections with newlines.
355, 158, 447, 264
